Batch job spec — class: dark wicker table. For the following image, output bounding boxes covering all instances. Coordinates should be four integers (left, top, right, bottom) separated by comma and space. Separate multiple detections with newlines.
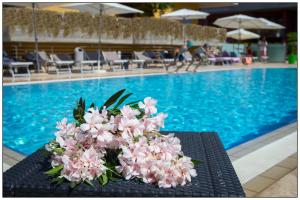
3, 132, 245, 197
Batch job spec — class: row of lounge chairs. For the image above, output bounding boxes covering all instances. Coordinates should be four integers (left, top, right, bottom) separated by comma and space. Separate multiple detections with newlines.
3, 48, 247, 78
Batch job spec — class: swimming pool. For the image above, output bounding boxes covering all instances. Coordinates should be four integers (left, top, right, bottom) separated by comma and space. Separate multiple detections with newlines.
3, 68, 297, 155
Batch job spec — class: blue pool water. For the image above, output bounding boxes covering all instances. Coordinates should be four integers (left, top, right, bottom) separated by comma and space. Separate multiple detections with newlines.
4, 68, 297, 155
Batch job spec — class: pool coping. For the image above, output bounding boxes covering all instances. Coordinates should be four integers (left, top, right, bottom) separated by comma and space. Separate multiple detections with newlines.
228, 122, 297, 193
227, 122, 297, 162
3, 65, 297, 86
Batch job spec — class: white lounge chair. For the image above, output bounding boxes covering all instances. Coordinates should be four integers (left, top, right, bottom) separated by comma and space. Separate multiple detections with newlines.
37, 51, 56, 72
3, 51, 32, 79
102, 51, 128, 71
133, 51, 155, 69
5, 62, 32, 79
50, 53, 73, 74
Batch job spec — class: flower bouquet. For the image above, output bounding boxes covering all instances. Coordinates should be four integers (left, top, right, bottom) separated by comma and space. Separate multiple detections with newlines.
45, 89, 198, 189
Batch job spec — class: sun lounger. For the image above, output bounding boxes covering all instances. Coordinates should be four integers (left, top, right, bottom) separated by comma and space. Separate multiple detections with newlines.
230, 52, 241, 63
220, 51, 234, 65
208, 55, 224, 65
35, 51, 57, 72
102, 51, 128, 71
144, 51, 168, 66
5, 62, 32, 79
85, 51, 107, 67
144, 51, 159, 62
160, 51, 176, 67
3, 51, 32, 79
133, 51, 154, 68
49, 53, 73, 74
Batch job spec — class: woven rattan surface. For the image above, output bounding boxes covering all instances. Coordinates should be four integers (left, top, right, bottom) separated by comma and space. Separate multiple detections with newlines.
3, 132, 245, 197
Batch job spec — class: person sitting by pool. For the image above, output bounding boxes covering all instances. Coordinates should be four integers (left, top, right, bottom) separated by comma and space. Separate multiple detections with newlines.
242, 43, 253, 65
185, 43, 209, 72
246, 43, 253, 56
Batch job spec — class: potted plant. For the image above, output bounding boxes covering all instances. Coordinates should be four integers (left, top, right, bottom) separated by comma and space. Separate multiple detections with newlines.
287, 32, 297, 64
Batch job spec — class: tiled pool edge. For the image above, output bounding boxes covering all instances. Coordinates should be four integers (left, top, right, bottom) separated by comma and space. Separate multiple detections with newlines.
3, 146, 25, 172
244, 153, 297, 197
3, 65, 297, 86
227, 122, 297, 162
227, 122, 297, 197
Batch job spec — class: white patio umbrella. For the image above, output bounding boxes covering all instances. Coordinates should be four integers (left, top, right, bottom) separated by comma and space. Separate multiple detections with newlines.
61, 3, 143, 70
258, 18, 285, 30
161, 9, 209, 45
227, 28, 260, 40
214, 14, 266, 52
3, 3, 64, 72
213, 14, 267, 30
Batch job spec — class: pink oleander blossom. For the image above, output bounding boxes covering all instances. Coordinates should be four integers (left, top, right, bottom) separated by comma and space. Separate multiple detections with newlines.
117, 134, 197, 188
138, 97, 157, 115
143, 113, 168, 132
80, 107, 106, 134
120, 105, 140, 119
118, 118, 145, 140
61, 146, 106, 182
47, 96, 197, 188
55, 118, 79, 138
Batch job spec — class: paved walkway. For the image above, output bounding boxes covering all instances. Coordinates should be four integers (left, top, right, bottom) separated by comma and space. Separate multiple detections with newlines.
243, 153, 297, 197
256, 168, 297, 197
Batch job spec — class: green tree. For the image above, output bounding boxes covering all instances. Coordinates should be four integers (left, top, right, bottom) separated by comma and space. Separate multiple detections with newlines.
287, 32, 297, 54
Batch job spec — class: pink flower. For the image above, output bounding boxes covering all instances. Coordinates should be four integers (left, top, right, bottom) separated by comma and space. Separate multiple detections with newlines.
61, 146, 106, 182
80, 107, 105, 133
152, 113, 168, 128
120, 105, 140, 119
143, 113, 168, 132
138, 97, 157, 115
118, 118, 145, 140
48, 96, 197, 188
116, 133, 196, 188
55, 118, 78, 138
56, 118, 68, 130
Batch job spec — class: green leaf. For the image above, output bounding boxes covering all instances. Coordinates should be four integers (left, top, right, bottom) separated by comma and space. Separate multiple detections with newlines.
101, 89, 126, 110
90, 103, 95, 108
109, 177, 119, 182
73, 97, 86, 126
70, 181, 81, 189
53, 147, 65, 155
84, 180, 95, 188
98, 172, 108, 186
106, 167, 122, 178
129, 103, 139, 109
50, 177, 65, 185
192, 159, 201, 166
113, 93, 133, 109
45, 165, 63, 176
109, 108, 121, 116
126, 100, 141, 105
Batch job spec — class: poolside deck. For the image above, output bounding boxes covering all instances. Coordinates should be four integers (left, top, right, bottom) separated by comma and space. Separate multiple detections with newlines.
3, 62, 296, 84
